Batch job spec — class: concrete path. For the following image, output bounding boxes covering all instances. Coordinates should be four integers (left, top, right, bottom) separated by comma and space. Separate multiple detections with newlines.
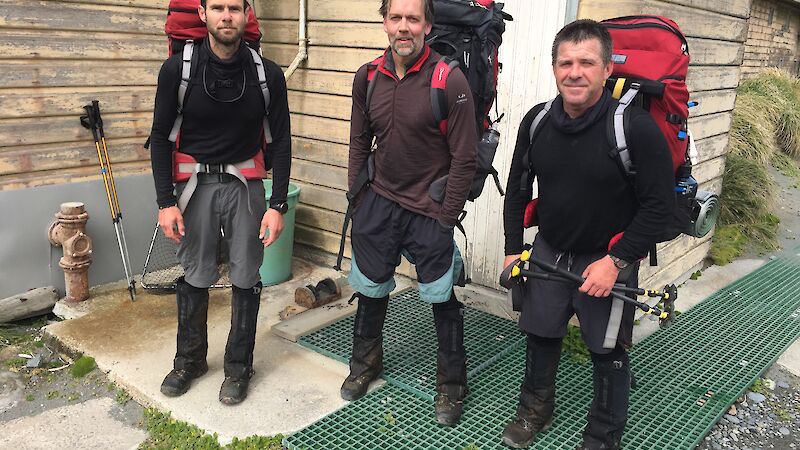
0, 397, 146, 450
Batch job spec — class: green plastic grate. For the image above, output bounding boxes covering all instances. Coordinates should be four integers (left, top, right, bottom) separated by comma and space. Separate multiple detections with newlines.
288, 251, 800, 449
299, 288, 524, 400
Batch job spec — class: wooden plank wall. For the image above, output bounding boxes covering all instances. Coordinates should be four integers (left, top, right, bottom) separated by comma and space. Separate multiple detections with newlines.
257, 0, 386, 265
579, 0, 751, 288
0, 0, 168, 190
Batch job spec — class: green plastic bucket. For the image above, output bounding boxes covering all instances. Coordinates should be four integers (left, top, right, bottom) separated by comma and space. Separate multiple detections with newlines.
260, 181, 300, 286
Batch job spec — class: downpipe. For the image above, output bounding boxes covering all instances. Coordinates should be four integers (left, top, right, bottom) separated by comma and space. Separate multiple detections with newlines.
48, 202, 93, 302
283, 0, 308, 80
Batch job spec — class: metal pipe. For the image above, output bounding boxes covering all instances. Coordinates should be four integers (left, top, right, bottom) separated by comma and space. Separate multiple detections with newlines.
48, 202, 93, 302
283, 0, 308, 80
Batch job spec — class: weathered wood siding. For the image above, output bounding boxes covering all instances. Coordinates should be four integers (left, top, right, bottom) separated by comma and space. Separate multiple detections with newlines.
741, 0, 800, 78
0, 0, 167, 190
579, 0, 751, 288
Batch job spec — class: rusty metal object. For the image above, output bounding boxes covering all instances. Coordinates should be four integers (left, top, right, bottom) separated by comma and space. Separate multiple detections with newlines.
48, 202, 92, 302
295, 277, 343, 309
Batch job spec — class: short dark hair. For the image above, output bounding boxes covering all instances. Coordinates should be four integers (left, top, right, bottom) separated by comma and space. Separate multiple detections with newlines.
551, 19, 612, 66
200, 0, 248, 9
379, 0, 435, 25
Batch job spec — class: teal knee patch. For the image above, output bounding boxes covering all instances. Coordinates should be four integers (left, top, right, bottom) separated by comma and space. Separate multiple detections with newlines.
348, 254, 395, 299
418, 242, 464, 304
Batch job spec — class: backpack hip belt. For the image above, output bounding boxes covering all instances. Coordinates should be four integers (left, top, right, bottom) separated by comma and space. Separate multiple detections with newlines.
175, 150, 266, 214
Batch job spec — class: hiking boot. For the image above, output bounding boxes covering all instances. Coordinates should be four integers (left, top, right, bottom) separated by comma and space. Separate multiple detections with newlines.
219, 374, 252, 405
341, 294, 388, 401
160, 361, 209, 397
434, 384, 468, 426
582, 349, 630, 450
501, 415, 553, 448
163, 278, 209, 397
501, 333, 562, 448
433, 294, 468, 426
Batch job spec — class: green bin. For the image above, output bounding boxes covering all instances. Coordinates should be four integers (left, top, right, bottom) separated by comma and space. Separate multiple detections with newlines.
260, 180, 300, 286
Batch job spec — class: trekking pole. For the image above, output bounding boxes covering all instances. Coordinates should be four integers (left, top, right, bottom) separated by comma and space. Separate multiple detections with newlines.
515, 250, 669, 319
80, 103, 136, 301
510, 268, 676, 301
92, 101, 136, 300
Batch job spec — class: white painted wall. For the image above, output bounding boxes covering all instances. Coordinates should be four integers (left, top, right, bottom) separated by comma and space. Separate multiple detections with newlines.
458, 1, 570, 289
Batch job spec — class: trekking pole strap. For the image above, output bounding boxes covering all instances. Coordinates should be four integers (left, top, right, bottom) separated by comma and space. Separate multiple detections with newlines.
334, 162, 372, 270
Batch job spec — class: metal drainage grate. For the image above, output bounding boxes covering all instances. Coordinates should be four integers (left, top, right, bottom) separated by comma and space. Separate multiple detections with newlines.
288, 252, 800, 449
299, 288, 524, 400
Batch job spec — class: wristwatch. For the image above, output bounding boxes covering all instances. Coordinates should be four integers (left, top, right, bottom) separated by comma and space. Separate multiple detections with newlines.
269, 202, 288, 215
608, 254, 630, 270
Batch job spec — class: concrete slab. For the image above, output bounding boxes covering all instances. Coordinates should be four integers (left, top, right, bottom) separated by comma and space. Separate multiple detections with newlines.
43, 258, 420, 443
0, 397, 147, 450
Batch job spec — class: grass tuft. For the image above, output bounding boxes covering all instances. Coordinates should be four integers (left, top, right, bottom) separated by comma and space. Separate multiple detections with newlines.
712, 69, 800, 263
70, 356, 96, 378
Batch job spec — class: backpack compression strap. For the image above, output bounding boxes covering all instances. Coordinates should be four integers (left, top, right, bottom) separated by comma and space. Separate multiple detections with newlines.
430, 57, 461, 136
168, 41, 272, 145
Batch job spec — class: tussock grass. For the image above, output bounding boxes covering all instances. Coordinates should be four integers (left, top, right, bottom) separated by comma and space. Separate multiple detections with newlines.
711, 70, 800, 264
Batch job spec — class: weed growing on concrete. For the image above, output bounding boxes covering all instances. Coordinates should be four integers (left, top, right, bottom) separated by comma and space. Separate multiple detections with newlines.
70, 356, 96, 378
46, 390, 59, 400
116, 389, 131, 405
25, 394, 34, 402
66, 392, 80, 402
3, 357, 25, 369
140, 408, 283, 450
463, 444, 480, 450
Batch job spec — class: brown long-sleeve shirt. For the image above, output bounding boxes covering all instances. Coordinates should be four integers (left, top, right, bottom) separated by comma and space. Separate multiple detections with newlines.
348, 46, 477, 227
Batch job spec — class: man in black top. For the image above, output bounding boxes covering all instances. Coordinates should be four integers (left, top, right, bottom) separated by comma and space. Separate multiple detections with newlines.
149, 0, 291, 405
500, 20, 674, 449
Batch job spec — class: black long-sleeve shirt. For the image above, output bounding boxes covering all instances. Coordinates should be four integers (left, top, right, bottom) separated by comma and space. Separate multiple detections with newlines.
503, 92, 675, 263
150, 39, 291, 209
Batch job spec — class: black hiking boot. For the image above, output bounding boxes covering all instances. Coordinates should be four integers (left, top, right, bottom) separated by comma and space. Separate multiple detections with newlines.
501, 334, 562, 448
161, 278, 209, 397
220, 283, 262, 405
433, 294, 468, 426
340, 294, 389, 401
219, 373, 252, 405
581, 348, 630, 450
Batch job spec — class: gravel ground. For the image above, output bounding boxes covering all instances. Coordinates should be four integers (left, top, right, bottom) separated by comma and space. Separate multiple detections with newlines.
695, 366, 800, 450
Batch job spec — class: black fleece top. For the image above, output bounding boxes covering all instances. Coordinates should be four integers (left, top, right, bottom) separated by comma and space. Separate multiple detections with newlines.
150, 39, 291, 209
503, 90, 676, 263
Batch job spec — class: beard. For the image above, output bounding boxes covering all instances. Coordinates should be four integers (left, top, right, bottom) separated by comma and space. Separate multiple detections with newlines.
391, 36, 421, 57
209, 26, 243, 46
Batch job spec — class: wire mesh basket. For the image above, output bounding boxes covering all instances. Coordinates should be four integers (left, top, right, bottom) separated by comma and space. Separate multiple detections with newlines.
141, 223, 231, 293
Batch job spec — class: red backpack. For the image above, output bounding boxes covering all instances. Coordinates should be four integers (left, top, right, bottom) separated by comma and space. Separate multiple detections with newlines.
164, 0, 262, 56
523, 16, 720, 265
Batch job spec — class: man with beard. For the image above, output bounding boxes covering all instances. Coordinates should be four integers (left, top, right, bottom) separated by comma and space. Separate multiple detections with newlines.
499, 20, 674, 448
149, 0, 291, 405
341, 0, 477, 427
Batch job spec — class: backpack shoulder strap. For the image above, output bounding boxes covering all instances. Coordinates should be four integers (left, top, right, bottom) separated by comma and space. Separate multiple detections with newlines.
364, 56, 384, 124
609, 82, 640, 178
519, 98, 555, 193
430, 56, 461, 136
247, 46, 273, 144
168, 40, 194, 143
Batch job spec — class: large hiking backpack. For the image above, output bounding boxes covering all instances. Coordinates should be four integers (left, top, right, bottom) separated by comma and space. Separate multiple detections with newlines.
523, 15, 720, 265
